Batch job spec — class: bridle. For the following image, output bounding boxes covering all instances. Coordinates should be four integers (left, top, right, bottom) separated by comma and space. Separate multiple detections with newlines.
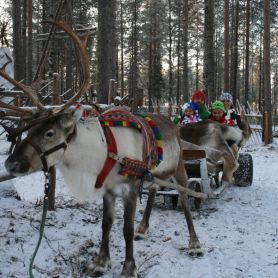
14, 127, 76, 173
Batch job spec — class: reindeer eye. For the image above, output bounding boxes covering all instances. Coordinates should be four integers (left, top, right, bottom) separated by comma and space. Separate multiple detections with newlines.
44, 129, 55, 138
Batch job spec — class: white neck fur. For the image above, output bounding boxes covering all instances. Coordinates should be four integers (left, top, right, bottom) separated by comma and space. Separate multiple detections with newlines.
58, 117, 107, 201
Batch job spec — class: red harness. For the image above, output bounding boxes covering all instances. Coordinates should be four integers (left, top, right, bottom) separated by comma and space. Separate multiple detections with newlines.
95, 126, 117, 188
80, 106, 161, 189
79, 105, 117, 189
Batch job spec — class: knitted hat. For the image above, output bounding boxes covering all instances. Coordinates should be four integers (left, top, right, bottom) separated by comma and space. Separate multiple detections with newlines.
219, 92, 233, 102
211, 101, 225, 112
191, 90, 206, 102
182, 102, 198, 112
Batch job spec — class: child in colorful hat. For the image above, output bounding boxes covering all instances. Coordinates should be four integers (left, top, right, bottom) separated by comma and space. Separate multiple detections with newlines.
219, 92, 242, 128
180, 102, 199, 125
210, 100, 235, 125
191, 90, 211, 120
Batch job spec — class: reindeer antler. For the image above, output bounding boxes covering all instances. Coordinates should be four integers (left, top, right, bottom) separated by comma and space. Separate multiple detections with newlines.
0, 57, 45, 110
0, 20, 91, 128
46, 20, 91, 114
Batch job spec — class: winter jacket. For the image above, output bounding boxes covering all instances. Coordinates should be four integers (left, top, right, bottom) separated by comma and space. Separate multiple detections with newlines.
210, 116, 236, 126
180, 115, 199, 125
197, 105, 211, 120
226, 108, 243, 129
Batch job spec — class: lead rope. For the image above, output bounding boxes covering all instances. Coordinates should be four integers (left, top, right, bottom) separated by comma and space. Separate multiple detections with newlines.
29, 171, 50, 278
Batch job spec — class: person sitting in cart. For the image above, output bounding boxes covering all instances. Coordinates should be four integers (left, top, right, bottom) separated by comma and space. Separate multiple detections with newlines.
210, 101, 236, 125
191, 90, 211, 120
173, 90, 209, 124
219, 92, 243, 129
179, 102, 199, 125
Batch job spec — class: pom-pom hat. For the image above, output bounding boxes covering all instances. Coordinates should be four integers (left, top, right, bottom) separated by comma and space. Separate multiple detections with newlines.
219, 92, 233, 102
211, 101, 226, 112
191, 90, 206, 102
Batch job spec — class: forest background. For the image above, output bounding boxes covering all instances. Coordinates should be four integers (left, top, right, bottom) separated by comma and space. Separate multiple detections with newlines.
0, 0, 276, 140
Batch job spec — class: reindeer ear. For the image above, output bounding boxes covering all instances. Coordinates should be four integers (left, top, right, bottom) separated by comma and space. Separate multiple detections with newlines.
59, 107, 83, 128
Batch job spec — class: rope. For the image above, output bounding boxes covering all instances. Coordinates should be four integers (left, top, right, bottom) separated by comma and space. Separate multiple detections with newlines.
29, 197, 48, 277
29, 173, 50, 278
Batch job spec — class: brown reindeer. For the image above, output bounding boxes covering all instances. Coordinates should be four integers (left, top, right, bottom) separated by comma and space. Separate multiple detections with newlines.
0, 21, 202, 277
180, 120, 252, 186
134, 119, 252, 238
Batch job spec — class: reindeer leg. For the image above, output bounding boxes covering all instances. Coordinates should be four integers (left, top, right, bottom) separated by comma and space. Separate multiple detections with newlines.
134, 184, 159, 240
221, 143, 239, 183
121, 184, 138, 278
175, 158, 203, 257
86, 191, 115, 274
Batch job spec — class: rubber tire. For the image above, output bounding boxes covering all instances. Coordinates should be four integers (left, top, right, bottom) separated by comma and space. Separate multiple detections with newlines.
234, 153, 253, 187
163, 195, 179, 210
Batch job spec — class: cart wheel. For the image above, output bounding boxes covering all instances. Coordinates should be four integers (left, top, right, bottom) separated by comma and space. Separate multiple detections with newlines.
163, 195, 179, 209
234, 153, 253, 187
172, 195, 179, 209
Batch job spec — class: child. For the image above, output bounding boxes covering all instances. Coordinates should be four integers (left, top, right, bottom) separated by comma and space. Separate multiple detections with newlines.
219, 92, 242, 128
210, 101, 235, 125
191, 90, 211, 120
180, 102, 199, 125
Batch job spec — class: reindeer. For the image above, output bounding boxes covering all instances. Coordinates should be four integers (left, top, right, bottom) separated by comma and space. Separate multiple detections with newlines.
0, 21, 203, 278
180, 120, 252, 187
134, 119, 252, 242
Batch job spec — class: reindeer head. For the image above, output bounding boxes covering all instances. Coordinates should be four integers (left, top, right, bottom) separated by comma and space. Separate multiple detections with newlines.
5, 108, 83, 176
0, 21, 91, 175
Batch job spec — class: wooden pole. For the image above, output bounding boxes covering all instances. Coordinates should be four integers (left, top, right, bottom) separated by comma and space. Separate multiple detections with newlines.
14, 96, 22, 107
53, 73, 61, 105
263, 111, 269, 144
108, 79, 116, 104
47, 166, 56, 211
46, 73, 61, 210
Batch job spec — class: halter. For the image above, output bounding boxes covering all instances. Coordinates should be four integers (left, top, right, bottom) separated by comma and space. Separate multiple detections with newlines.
23, 128, 76, 173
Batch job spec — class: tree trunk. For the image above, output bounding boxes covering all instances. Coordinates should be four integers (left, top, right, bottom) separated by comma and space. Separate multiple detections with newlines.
120, 1, 124, 97
97, 0, 117, 104
27, 0, 33, 84
263, 0, 272, 143
22, 0, 27, 82
203, 0, 216, 103
12, 0, 24, 81
182, 0, 189, 102
176, 2, 182, 105
168, 0, 173, 101
230, 0, 239, 103
244, 0, 250, 109
130, 0, 139, 109
224, 0, 229, 92
65, 0, 73, 93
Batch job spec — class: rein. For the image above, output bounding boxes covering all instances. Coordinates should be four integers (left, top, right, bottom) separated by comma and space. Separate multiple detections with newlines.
28, 171, 50, 278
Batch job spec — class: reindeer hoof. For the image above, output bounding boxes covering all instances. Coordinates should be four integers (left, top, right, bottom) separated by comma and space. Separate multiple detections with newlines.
188, 239, 203, 257
86, 257, 111, 275
134, 226, 148, 240
188, 247, 203, 257
134, 231, 146, 240
120, 260, 137, 278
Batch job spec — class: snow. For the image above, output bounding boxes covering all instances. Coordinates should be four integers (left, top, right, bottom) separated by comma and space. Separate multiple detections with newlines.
1, 137, 278, 278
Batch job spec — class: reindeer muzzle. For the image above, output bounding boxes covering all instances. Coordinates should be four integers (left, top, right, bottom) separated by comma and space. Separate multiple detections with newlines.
5, 154, 31, 175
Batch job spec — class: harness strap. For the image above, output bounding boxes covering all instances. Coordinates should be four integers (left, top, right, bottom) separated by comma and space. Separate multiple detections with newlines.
25, 138, 50, 172
95, 126, 117, 188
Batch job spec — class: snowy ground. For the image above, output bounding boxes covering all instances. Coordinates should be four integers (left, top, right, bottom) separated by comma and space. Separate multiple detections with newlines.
1, 137, 278, 278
